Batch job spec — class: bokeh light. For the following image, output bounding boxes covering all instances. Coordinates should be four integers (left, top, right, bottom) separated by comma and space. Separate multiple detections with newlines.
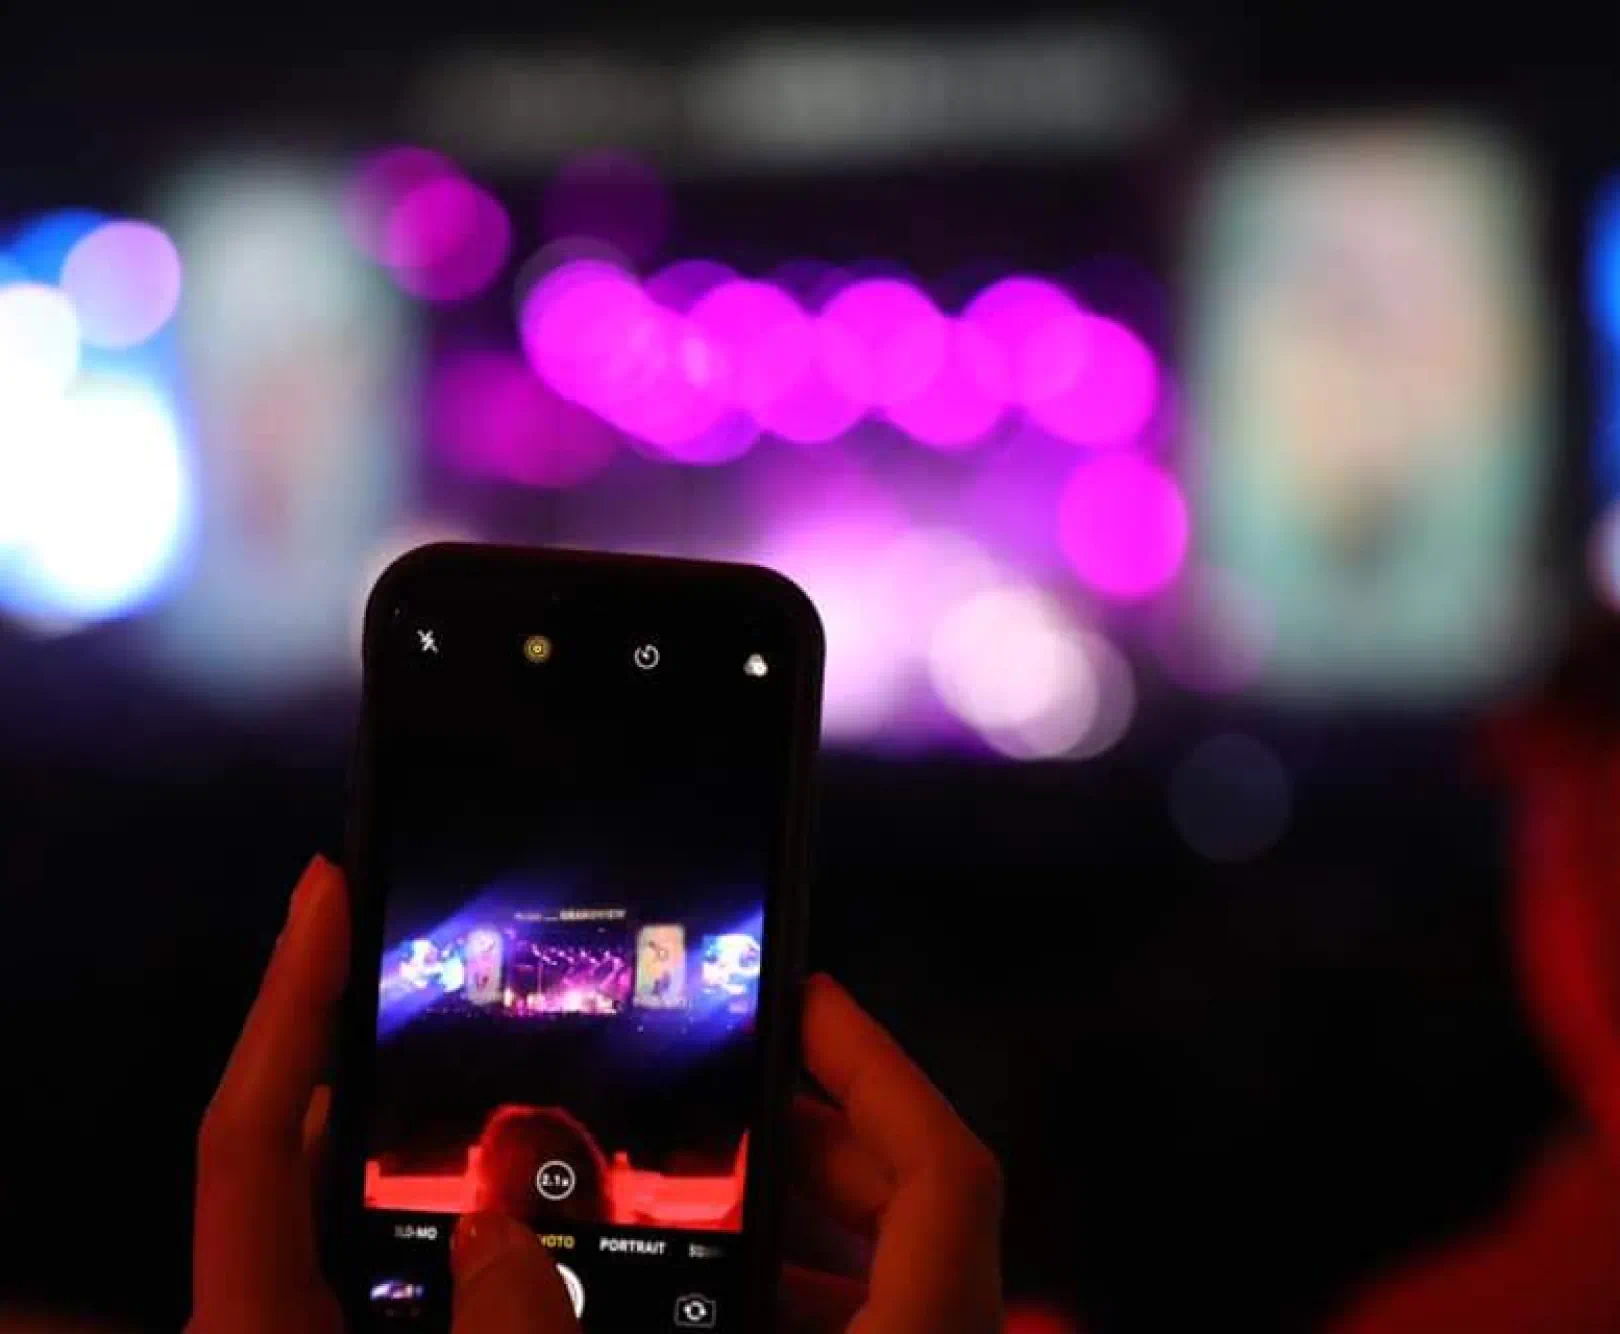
381, 175, 511, 303
818, 278, 949, 408
1592, 184, 1620, 339
885, 318, 1006, 449
1057, 454, 1189, 601
1066, 631, 1136, 759
0, 377, 190, 631
9, 209, 107, 282
59, 220, 183, 349
927, 585, 1122, 759
344, 145, 458, 263
542, 150, 671, 265
1025, 314, 1159, 446
1169, 733, 1292, 862
0, 282, 80, 398
427, 349, 618, 488
962, 277, 1080, 404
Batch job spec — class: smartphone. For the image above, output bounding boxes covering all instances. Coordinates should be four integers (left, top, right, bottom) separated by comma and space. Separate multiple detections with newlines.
327, 543, 824, 1332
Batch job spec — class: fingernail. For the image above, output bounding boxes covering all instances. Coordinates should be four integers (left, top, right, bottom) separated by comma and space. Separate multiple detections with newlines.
451, 1211, 534, 1284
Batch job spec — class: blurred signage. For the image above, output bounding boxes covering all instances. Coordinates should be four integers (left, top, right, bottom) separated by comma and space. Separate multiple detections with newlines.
411, 24, 1175, 168
1186, 121, 1556, 701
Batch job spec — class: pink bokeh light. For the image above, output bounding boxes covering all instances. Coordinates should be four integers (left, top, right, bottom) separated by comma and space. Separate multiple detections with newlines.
884, 319, 1006, 449
427, 349, 617, 488
520, 262, 649, 407
344, 146, 458, 263
516, 263, 1160, 458
1026, 314, 1159, 447
59, 220, 183, 349
961, 277, 1082, 404
817, 278, 949, 409
381, 176, 511, 303
1057, 454, 1189, 601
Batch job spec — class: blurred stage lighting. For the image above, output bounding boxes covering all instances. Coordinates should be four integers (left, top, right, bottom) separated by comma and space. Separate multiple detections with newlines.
0, 282, 80, 398
8, 208, 106, 283
1169, 733, 1291, 863
0, 377, 190, 632
516, 261, 1162, 457
59, 219, 183, 349
428, 349, 618, 487
1057, 454, 1189, 601
381, 174, 511, 303
345, 145, 459, 262
927, 585, 1133, 760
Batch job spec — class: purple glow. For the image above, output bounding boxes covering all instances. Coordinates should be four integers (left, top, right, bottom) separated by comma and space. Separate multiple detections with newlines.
689, 280, 863, 445
428, 350, 617, 488
1026, 315, 1160, 447
688, 280, 809, 416
962, 278, 1082, 404
520, 262, 648, 407
344, 146, 457, 262
646, 259, 736, 313
59, 221, 183, 349
542, 150, 671, 264
382, 176, 511, 303
817, 278, 949, 408
1058, 454, 1189, 601
516, 265, 1157, 457
606, 310, 737, 460
884, 320, 1006, 449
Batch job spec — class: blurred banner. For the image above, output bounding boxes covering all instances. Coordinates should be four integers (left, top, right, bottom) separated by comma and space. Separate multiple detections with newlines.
1186, 121, 1555, 701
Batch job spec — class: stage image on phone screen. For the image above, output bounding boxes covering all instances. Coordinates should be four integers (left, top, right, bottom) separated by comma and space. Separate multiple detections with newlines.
354, 577, 803, 1331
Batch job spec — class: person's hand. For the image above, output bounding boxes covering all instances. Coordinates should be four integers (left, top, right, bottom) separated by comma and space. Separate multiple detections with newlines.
188, 855, 580, 1334
781, 975, 1003, 1333
188, 855, 1002, 1333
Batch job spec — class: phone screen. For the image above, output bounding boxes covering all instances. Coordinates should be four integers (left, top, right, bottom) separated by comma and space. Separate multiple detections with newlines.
342, 550, 817, 1332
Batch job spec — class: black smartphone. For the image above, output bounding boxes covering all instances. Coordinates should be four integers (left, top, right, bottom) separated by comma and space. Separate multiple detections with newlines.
327, 543, 824, 1332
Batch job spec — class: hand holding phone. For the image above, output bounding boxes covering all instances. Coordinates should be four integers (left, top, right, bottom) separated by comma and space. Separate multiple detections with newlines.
190, 545, 999, 1333
189, 860, 1003, 1334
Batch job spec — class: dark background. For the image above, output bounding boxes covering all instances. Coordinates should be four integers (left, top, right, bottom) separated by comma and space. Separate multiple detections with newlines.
1, 10, 1616, 1333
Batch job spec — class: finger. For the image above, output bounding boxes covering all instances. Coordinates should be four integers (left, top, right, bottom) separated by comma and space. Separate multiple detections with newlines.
192, 855, 348, 1331
451, 1212, 580, 1334
304, 1083, 332, 1210
778, 1264, 867, 1334
789, 1094, 893, 1236
803, 976, 1003, 1334
801, 974, 975, 1179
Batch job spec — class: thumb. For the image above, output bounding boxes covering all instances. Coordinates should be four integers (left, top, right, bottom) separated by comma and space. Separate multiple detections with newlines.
451, 1212, 581, 1334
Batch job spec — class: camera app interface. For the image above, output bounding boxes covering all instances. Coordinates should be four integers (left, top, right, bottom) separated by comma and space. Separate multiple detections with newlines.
359, 593, 795, 1331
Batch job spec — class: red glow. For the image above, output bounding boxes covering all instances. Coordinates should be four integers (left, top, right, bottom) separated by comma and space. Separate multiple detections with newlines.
365, 1138, 748, 1232
1003, 1302, 1084, 1334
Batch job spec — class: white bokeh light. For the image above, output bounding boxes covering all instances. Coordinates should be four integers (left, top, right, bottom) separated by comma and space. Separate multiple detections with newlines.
0, 377, 191, 630
929, 586, 1118, 760
0, 282, 80, 398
